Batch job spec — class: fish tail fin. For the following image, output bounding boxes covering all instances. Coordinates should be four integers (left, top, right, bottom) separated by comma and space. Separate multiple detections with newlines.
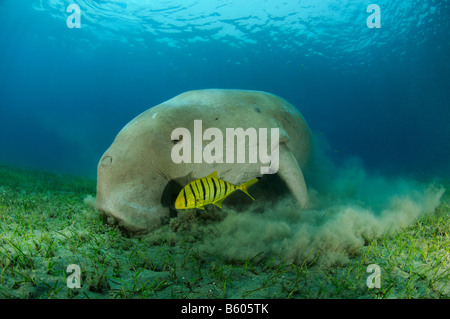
237, 177, 260, 201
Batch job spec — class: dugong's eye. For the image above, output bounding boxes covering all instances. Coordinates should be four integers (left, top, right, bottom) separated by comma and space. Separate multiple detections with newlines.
172, 135, 183, 144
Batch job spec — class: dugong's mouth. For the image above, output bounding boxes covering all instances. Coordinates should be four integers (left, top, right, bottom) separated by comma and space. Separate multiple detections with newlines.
96, 196, 169, 233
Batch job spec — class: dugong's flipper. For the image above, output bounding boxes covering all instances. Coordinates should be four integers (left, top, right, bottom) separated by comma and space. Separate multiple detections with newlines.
277, 144, 309, 209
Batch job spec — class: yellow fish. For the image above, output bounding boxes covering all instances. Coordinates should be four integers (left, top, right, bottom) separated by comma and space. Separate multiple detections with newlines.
175, 171, 260, 210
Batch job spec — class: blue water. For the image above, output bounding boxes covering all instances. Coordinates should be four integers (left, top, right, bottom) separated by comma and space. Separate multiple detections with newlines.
0, 0, 449, 179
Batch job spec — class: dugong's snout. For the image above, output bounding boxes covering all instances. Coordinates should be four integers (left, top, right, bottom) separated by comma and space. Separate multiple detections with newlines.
96, 153, 169, 233
96, 195, 167, 233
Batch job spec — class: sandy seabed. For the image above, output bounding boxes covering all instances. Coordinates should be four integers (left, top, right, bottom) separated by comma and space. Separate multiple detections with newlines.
0, 164, 448, 299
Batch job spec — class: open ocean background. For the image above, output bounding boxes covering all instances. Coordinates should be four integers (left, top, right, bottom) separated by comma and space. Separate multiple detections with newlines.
0, 0, 449, 179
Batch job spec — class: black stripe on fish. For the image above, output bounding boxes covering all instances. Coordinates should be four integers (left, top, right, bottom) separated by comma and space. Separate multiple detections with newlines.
183, 189, 187, 208
201, 178, 207, 199
188, 183, 195, 204
212, 179, 218, 199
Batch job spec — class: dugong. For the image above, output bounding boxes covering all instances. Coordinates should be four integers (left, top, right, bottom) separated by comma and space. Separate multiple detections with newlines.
96, 89, 311, 233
